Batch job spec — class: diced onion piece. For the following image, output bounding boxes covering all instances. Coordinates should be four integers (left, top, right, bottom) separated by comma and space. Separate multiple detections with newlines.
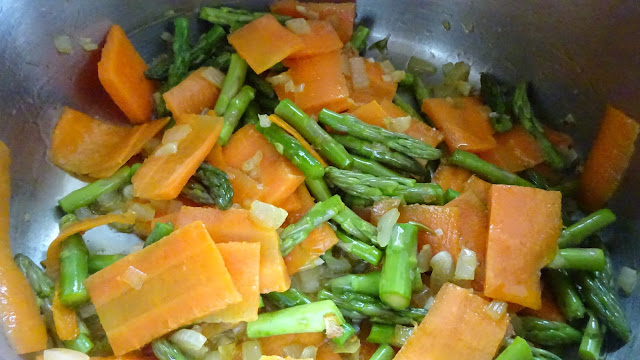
296, 257, 325, 273
242, 150, 263, 179
258, 114, 272, 128
129, 203, 156, 221
54, 35, 73, 54
366, 57, 375, 63
430, 251, 454, 291
376, 208, 400, 247
250, 200, 288, 229
201, 67, 226, 88
96, 190, 122, 210
78, 37, 98, 51
485, 300, 508, 320
267, 72, 292, 86
424, 296, 436, 310
389, 70, 405, 83
283, 344, 304, 358
219, 343, 238, 360
284, 80, 296, 93
204, 351, 222, 360
286, 18, 311, 34
162, 124, 192, 144
384, 116, 411, 133
380, 60, 395, 74
301, 345, 318, 359
618, 266, 637, 296
454, 248, 477, 281
119, 266, 148, 289
122, 184, 134, 200
296, 5, 320, 19
323, 313, 344, 339
242, 340, 262, 360
324, 255, 351, 274
170, 329, 208, 353
44, 348, 90, 360
74, 206, 94, 221
160, 31, 173, 42
394, 325, 414, 345
349, 57, 369, 89
296, 265, 323, 292
78, 303, 96, 319
331, 336, 360, 354
295, 83, 306, 93
417, 244, 432, 273
411, 287, 435, 309
154, 142, 178, 156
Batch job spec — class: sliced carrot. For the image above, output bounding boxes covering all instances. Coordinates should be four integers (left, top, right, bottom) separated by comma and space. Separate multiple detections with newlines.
276, 188, 304, 215
52, 285, 79, 341
200, 242, 261, 323
579, 105, 639, 211
316, 344, 342, 360
98, 25, 156, 124
259, 332, 325, 357
477, 125, 544, 172
154, 206, 290, 293
271, 0, 356, 43
269, 115, 327, 166
51, 107, 169, 178
395, 283, 509, 360
0, 143, 48, 354
484, 185, 562, 309
163, 67, 222, 117
432, 164, 472, 193
90, 352, 155, 360
228, 14, 303, 74
347, 60, 398, 106
85, 221, 241, 355
379, 99, 444, 148
520, 284, 566, 323
464, 175, 492, 205
421, 97, 497, 152
398, 205, 461, 259
288, 20, 343, 59
132, 113, 223, 200
350, 100, 388, 127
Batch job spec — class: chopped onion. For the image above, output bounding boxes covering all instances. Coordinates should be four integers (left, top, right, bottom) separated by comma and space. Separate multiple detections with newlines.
242, 151, 263, 179
250, 200, 288, 229
331, 336, 360, 354
163, 124, 192, 144
366, 57, 375, 63
617, 266, 637, 295
74, 206, 95, 221
258, 114, 271, 127
119, 266, 148, 289
96, 190, 122, 211
78, 37, 98, 51
384, 116, 411, 133
295, 83, 306, 93
286, 18, 311, 34
160, 31, 173, 42
417, 244, 432, 273
300, 346, 318, 359
283, 344, 304, 358
204, 351, 222, 360
219, 343, 238, 360
324, 254, 351, 274
394, 325, 413, 345
201, 67, 226, 88
389, 70, 405, 83
411, 287, 435, 308
267, 72, 292, 86
284, 80, 296, 93
295, 5, 320, 19
44, 348, 89, 360
430, 251, 454, 291
170, 329, 207, 353
324, 313, 344, 339
454, 248, 477, 281
349, 57, 369, 89
122, 184, 134, 200
78, 303, 96, 319
376, 208, 400, 247
242, 340, 262, 360
54, 35, 73, 54
485, 300, 508, 320
129, 203, 155, 221
296, 265, 323, 293
154, 142, 178, 156
380, 60, 395, 74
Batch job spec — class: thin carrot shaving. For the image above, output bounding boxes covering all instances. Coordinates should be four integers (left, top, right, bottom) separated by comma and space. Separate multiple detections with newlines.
52, 285, 79, 341
268, 114, 327, 166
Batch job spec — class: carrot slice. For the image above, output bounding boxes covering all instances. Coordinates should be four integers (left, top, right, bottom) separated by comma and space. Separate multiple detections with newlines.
464, 175, 492, 205
395, 283, 509, 360
477, 125, 544, 172
85, 221, 241, 355
520, 284, 566, 323
422, 97, 497, 152
398, 205, 461, 259
154, 206, 290, 293
98, 25, 156, 124
89, 352, 155, 360
132, 113, 223, 200
288, 20, 343, 59
228, 14, 303, 74
163, 67, 222, 117
259, 332, 325, 357
379, 99, 444, 148
485, 185, 562, 309
51, 107, 169, 178
271, 0, 356, 43
52, 285, 79, 341
578, 105, 639, 211
347, 60, 398, 106
200, 242, 260, 323
269, 115, 327, 166
0, 142, 48, 354
432, 164, 472, 193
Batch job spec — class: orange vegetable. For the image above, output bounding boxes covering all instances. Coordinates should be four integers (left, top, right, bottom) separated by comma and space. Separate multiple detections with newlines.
52, 285, 79, 341
432, 165, 472, 193
85, 221, 241, 355
520, 284, 566, 323
350, 100, 388, 128
154, 206, 290, 293
163, 67, 222, 117
51, 107, 169, 178
288, 20, 343, 59
259, 332, 325, 356
271, 0, 356, 43
268, 115, 327, 166
398, 205, 461, 259
200, 242, 261, 323
464, 175, 492, 205
395, 283, 509, 360
477, 125, 544, 172
485, 185, 562, 309
98, 25, 156, 124
578, 105, 640, 211
228, 14, 303, 74
90, 352, 155, 360
421, 97, 497, 152
0, 142, 48, 354
132, 113, 223, 200
379, 99, 443, 148
347, 60, 398, 105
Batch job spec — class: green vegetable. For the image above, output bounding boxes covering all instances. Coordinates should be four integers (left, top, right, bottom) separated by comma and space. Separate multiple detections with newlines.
205, 51, 232, 71
443, 188, 460, 203
63, 320, 94, 354
144, 222, 174, 248
413, 76, 432, 102
379, 224, 418, 310
59, 234, 90, 308
246, 71, 277, 99
58, 165, 135, 213
546, 248, 606, 271
369, 344, 395, 360
214, 53, 248, 116
399, 72, 416, 87
335, 230, 383, 265
496, 336, 532, 360
265, 288, 312, 309
392, 94, 426, 123
167, 17, 191, 89
448, 150, 533, 187
480, 73, 513, 133
181, 163, 234, 210
88, 254, 125, 274
545, 269, 585, 321
516, 316, 583, 346
351, 155, 401, 178
407, 56, 437, 76
368, 35, 389, 54
523, 168, 549, 189
200, 6, 291, 27
349, 25, 370, 53
578, 313, 605, 360
188, 25, 226, 66
152, 339, 190, 360
246, 300, 345, 338
503, 338, 562, 360
145, 53, 173, 81
329, 272, 381, 297
218, 85, 256, 145
14, 253, 54, 299
557, 209, 616, 248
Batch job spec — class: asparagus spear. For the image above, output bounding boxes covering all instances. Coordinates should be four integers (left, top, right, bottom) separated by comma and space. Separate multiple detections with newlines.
275, 99, 353, 169
58, 165, 135, 213
318, 109, 441, 160
443, 188, 460, 203
265, 288, 312, 309
167, 17, 191, 88
546, 248, 606, 271
335, 230, 383, 265
479, 73, 513, 133
200, 6, 291, 27
369, 344, 395, 360
218, 85, 256, 145
516, 316, 583, 346
523, 168, 549, 189
214, 53, 248, 116
545, 269, 586, 321
349, 25, 370, 53
380, 224, 418, 310
367, 324, 395, 345
247, 70, 277, 99
152, 339, 190, 360
325, 167, 444, 205
144, 222, 174, 247
279, 195, 345, 256
351, 155, 402, 177
59, 234, 90, 308
63, 319, 94, 353
182, 163, 234, 209
578, 313, 605, 360
329, 272, 381, 297
503, 338, 562, 360
88, 254, 125, 274
205, 51, 232, 71
496, 336, 532, 360
14, 253, 54, 298
188, 25, 226, 66
412, 76, 432, 103
257, 96, 280, 114
448, 150, 533, 187
399, 72, 415, 87
557, 209, 616, 248
145, 53, 173, 80
392, 94, 426, 123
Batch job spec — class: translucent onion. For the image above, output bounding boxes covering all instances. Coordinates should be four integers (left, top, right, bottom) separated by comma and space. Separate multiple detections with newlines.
219, 343, 238, 360
283, 344, 304, 358
96, 190, 122, 211
163, 124, 192, 144
258, 114, 271, 127
241, 340, 262, 360
454, 248, 477, 281
300, 346, 318, 359
122, 184, 134, 200
78, 37, 98, 51
340, 54, 351, 75
201, 67, 226, 88
54, 35, 73, 54
296, 265, 323, 293
296, 257, 325, 273
411, 287, 434, 308
349, 57, 369, 89
250, 200, 288, 229
241, 151, 263, 179
204, 350, 222, 360
154, 142, 178, 156
618, 266, 637, 295
295, 5, 320, 19
170, 329, 207, 354
74, 206, 94, 221
77, 303, 96, 319
267, 72, 292, 86
430, 251, 454, 291
44, 348, 89, 360
295, 83, 306, 93
323, 313, 344, 339
389, 70, 406, 83
384, 116, 411, 133
331, 336, 360, 354
376, 208, 400, 247
380, 60, 395, 74
286, 18, 311, 34
129, 203, 155, 221
284, 80, 296, 93
417, 244, 432, 273
119, 266, 148, 290
485, 300, 508, 320
394, 325, 414, 345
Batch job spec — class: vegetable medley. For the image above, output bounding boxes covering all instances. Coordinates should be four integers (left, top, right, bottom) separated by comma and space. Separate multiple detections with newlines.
1, 1, 639, 360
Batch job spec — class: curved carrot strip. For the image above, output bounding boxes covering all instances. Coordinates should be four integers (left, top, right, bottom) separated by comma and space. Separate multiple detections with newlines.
52, 284, 79, 341
268, 115, 327, 166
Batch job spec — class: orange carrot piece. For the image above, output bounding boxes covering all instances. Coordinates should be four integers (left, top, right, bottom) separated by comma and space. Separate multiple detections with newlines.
90, 352, 156, 360
350, 100, 388, 128
52, 285, 79, 341
485, 185, 562, 309
163, 67, 222, 117
154, 206, 290, 293
379, 99, 444, 148
51, 107, 168, 178
421, 97, 497, 152
395, 283, 509, 360
347, 60, 398, 106
432, 165, 472, 193
132, 113, 223, 200
520, 284, 566, 323
85, 221, 241, 355
98, 25, 156, 124
477, 125, 544, 172
200, 242, 261, 323
464, 175, 492, 205
288, 20, 344, 59
271, 1, 355, 43
398, 205, 461, 259
0, 142, 48, 354
228, 14, 303, 74
316, 344, 343, 360
269, 115, 327, 166
578, 105, 640, 211
259, 332, 325, 357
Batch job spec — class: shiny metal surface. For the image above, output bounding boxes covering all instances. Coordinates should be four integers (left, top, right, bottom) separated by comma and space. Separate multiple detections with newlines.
0, 0, 638, 358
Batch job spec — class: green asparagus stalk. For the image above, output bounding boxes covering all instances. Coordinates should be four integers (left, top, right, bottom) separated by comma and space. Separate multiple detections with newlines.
392, 94, 426, 124
413, 76, 432, 103
58, 165, 134, 213
205, 51, 232, 71
88, 254, 125, 274
59, 234, 90, 308
369, 344, 395, 360
443, 188, 460, 203
318, 109, 441, 160
63, 319, 94, 353
152, 339, 190, 360
247, 71, 277, 99
480, 73, 513, 133
578, 313, 605, 360
188, 25, 226, 66
557, 209, 616, 248
515, 316, 583, 346
496, 336, 532, 360
349, 25, 370, 53
522, 168, 549, 189
200, 6, 291, 27
279, 195, 345, 256
14, 253, 54, 299
448, 150, 533, 187
351, 155, 402, 177
343, 194, 374, 208
503, 338, 562, 360
275, 99, 353, 169
218, 85, 256, 145
329, 272, 381, 297
241, 101, 260, 127
214, 53, 248, 116
545, 269, 585, 321
366, 323, 395, 345
181, 178, 216, 205
167, 17, 191, 89
546, 248, 606, 271
196, 163, 234, 209
265, 288, 312, 309
335, 230, 383, 265
257, 96, 280, 114
380, 224, 417, 310
399, 72, 415, 87
145, 53, 173, 80
144, 222, 174, 247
